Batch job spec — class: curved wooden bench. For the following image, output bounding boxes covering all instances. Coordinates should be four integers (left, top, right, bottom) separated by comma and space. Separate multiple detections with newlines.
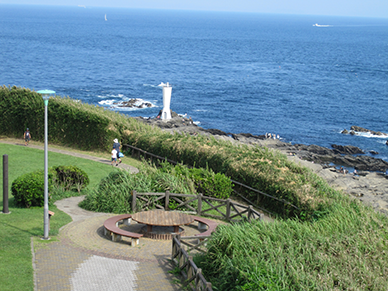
103, 214, 143, 247
192, 216, 218, 237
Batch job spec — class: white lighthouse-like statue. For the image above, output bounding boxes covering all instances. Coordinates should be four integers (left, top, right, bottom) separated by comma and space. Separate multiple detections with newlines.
161, 82, 172, 120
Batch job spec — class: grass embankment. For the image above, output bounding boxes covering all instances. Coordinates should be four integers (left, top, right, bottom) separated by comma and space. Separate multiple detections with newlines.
198, 199, 388, 290
0, 143, 119, 291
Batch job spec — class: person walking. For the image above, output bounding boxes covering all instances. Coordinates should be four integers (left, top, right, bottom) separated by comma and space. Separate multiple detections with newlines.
113, 138, 122, 164
24, 128, 31, 146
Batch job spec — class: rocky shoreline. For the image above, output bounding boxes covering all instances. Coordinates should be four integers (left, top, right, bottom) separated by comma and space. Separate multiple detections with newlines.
134, 114, 388, 215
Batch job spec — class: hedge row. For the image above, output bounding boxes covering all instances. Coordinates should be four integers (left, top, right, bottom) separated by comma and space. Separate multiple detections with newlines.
0, 85, 143, 151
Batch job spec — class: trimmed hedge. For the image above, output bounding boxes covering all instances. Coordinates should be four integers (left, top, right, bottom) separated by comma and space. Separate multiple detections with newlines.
11, 170, 53, 208
0, 85, 142, 151
11, 165, 89, 208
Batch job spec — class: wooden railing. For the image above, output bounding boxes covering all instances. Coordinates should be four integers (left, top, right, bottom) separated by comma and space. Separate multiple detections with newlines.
172, 235, 213, 291
131, 191, 262, 223
123, 144, 299, 214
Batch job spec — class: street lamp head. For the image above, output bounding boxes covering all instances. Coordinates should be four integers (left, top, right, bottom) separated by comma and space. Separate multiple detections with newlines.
37, 90, 55, 98
37, 90, 55, 105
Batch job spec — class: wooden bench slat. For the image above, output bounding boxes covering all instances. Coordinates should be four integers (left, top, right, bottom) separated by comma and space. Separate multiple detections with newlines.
192, 216, 218, 237
103, 214, 144, 242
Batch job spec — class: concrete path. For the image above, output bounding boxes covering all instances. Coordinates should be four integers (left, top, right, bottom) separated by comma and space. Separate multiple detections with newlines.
33, 196, 184, 291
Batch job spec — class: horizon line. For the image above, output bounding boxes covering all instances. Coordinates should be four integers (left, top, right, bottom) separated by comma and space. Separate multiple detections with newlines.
1, 3, 387, 19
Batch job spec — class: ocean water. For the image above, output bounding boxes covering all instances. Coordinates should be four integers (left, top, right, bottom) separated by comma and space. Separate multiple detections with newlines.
1, 5, 388, 160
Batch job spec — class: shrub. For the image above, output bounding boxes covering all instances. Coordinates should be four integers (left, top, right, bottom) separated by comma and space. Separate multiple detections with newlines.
159, 162, 233, 199
51, 165, 89, 192
80, 163, 197, 213
11, 170, 53, 208
12, 165, 89, 208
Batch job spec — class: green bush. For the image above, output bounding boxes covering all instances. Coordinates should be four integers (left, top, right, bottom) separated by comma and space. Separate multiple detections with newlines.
11, 170, 53, 208
51, 165, 90, 192
159, 162, 233, 199
11, 165, 89, 208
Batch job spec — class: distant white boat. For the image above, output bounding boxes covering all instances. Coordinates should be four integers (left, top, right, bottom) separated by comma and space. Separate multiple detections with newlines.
78, 5, 86, 8
313, 23, 330, 27
105, 14, 107, 21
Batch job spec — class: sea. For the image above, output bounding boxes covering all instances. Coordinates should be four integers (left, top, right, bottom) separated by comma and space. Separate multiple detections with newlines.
1, 5, 388, 161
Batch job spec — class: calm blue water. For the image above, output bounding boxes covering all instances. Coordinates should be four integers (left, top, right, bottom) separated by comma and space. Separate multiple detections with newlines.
1, 5, 388, 160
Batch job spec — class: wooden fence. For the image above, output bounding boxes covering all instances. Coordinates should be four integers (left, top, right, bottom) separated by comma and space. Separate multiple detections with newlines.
123, 144, 299, 215
132, 191, 261, 223
172, 235, 213, 291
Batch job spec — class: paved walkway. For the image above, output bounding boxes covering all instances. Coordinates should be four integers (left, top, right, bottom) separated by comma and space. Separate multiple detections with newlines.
0, 139, 139, 174
33, 196, 186, 291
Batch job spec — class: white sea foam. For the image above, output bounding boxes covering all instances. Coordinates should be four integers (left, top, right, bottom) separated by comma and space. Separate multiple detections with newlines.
354, 131, 388, 139
98, 99, 116, 105
313, 23, 331, 27
143, 84, 159, 88
98, 98, 157, 111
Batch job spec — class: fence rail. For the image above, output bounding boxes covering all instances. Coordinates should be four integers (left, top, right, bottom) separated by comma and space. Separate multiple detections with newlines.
123, 144, 299, 213
132, 191, 261, 223
172, 235, 213, 291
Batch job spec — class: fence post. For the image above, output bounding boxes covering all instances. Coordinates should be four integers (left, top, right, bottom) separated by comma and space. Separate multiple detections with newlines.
196, 268, 202, 291
3, 154, 9, 214
248, 205, 252, 222
197, 194, 202, 216
188, 256, 193, 280
132, 190, 137, 213
165, 191, 170, 210
172, 234, 178, 261
179, 244, 185, 269
226, 199, 231, 221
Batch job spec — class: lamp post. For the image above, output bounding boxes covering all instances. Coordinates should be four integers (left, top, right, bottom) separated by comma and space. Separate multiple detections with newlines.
37, 89, 55, 240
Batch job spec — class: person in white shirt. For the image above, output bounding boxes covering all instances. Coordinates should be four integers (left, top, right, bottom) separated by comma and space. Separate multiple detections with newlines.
111, 147, 118, 166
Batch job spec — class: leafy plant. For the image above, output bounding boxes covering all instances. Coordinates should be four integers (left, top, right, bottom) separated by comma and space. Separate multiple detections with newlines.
51, 165, 89, 192
158, 162, 233, 199
11, 170, 53, 208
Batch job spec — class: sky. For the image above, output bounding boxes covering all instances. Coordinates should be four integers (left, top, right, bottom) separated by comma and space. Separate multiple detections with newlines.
1, 0, 387, 18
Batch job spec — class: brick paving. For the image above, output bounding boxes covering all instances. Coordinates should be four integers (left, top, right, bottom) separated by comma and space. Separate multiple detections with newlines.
32, 196, 190, 291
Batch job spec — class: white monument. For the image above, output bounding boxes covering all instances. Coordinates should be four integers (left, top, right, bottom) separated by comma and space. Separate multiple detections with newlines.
160, 82, 172, 120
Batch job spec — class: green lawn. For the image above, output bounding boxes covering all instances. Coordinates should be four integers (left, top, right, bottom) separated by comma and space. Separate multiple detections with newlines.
0, 143, 118, 291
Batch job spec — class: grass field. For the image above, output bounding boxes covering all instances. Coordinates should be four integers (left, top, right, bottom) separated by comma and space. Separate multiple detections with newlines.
0, 141, 130, 291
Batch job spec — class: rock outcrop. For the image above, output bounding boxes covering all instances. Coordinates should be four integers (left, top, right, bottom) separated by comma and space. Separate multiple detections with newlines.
340, 126, 388, 136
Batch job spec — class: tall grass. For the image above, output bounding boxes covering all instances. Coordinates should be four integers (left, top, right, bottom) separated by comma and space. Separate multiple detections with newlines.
80, 163, 195, 213
198, 197, 388, 290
